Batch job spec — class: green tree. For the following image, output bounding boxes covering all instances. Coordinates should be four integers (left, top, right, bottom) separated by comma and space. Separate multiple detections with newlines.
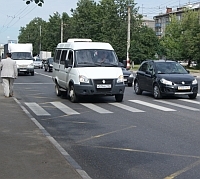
130, 26, 160, 64
18, 17, 47, 55
180, 10, 200, 67
160, 15, 182, 60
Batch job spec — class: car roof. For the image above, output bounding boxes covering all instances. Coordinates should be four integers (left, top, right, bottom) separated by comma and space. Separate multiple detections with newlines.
142, 59, 176, 63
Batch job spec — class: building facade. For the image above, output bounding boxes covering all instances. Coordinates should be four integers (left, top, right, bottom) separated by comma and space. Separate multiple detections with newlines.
154, 2, 200, 38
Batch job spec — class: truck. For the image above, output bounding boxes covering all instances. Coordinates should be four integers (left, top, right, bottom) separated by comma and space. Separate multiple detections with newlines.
39, 51, 52, 61
4, 43, 34, 76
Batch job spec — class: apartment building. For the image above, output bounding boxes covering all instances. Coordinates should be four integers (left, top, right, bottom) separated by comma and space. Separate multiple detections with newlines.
154, 2, 200, 38
142, 16, 155, 31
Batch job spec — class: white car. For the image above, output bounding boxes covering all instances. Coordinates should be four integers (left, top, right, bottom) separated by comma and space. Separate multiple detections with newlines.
33, 57, 43, 69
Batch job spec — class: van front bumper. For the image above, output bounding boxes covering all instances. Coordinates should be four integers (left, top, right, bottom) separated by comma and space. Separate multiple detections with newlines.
74, 83, 125, 96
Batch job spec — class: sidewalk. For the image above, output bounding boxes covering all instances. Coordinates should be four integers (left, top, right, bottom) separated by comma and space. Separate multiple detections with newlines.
0, 83, 85, 179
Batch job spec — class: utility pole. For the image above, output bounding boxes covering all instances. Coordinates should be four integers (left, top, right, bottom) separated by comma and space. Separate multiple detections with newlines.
61, 19, 63, 43
39, 25, 41, 53
126, 4, 131, 70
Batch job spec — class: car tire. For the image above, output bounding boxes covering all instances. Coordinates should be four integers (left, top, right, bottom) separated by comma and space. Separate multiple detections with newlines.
153, 84, 162, 99
115, 94, 123, 102
188, 93, 197, 99
128, 83, 133, 87
31, 72, 34, 76
69, 85, 79, 103
134, 81, 142, 95
45, 67, 47, 71
55, 84, 61, 96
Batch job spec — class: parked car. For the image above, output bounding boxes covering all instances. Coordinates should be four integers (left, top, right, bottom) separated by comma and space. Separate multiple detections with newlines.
134, 59, 198, 99
121, 67, 134, 87
33, 57, 43, 69
44, 57, 53, 72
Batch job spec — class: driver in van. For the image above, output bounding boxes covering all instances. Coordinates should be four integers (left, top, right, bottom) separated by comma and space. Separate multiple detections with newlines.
97, 51, 110, 63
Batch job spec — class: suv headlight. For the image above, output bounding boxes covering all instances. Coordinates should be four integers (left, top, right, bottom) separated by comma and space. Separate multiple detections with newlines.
79, 75, 89, 83
117, 75, 124, 83
129, 73, 134, 77
160, 78, 173, 85
192, 79, 197, 85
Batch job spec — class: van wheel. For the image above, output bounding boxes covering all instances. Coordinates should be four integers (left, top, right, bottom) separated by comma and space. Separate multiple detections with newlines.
115, 94, 123, 102
55, 84, 61, 96
69, 85, 79, 103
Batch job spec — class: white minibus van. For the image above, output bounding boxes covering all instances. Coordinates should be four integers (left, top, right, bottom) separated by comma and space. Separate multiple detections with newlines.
52, 39, 125, 102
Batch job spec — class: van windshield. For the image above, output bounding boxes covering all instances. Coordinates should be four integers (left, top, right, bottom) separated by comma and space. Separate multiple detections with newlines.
75, 49, 119, 67
12, 52, 33, 60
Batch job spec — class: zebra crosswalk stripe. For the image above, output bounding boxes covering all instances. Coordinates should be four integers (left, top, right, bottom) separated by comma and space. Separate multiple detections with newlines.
50, 102, 80, 115
129, 100, 176, 111
109, 103, 145, 113
25, 102, 50, 116
80, 103, 113, 114
154, 100, 200, 111
179, 99, 200, 105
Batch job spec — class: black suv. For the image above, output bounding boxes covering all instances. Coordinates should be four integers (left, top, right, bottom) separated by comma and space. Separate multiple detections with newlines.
44, 57, 53, 72
134, 60, 198, 99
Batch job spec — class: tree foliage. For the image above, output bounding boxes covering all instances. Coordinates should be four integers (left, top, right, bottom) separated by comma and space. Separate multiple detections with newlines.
161, 9, 200, 67
20, 0, 160, 64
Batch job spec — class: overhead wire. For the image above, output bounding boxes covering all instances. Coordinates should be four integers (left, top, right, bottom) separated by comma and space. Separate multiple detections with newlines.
0, 4, 37, 35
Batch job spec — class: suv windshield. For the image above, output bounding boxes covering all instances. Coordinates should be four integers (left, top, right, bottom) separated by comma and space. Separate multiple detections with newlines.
75, 49, 118, 67
155, 62, 188, 74
12, 52, 33, 60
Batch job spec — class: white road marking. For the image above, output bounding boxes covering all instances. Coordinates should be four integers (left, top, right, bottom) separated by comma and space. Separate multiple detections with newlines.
129, 100, 176, 111
80, 103, 113, 114
50, 102, 80, 115
109, 102, 145, 112
179, 99, 200, 105
25, 102, 50, 116
154, 100, 200, 111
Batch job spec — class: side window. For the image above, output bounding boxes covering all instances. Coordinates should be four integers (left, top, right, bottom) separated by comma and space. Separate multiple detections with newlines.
55, 50, 61, 64
147, 62, 154, 74
67, 50, 73, 65
60, 50, 67, 65
139, 62, 148, 72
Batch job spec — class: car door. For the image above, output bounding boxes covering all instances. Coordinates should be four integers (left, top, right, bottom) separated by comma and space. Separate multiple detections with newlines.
145, 61, 154, 92
136, 62, 148, 90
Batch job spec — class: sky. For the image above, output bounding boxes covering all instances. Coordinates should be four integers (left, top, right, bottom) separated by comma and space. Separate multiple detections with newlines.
0, 0, 195, 45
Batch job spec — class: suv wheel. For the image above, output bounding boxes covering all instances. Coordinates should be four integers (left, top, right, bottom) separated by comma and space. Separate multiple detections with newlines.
153, 84, 162, 99
134, 81, 142, 95
188, 93, 197, 99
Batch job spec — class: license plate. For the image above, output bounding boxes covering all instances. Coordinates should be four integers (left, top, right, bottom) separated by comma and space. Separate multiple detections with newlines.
97, 84, 111, 88
123, 79, 127, 81
178, 86, 190, 90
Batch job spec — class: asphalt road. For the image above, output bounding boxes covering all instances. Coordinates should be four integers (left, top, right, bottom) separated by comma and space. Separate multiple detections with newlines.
13, 69, 200, 179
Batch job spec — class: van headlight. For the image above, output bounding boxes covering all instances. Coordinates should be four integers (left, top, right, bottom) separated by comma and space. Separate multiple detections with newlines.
192, 79, 197, 85
27, 63, 34, 68
117, 75, 124, 83
160, 78, 173, 85
79, 75, 89, 83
